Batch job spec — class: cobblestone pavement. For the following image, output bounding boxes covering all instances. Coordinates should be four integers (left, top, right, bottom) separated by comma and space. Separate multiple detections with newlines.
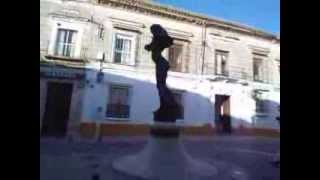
40, 135, 280, 180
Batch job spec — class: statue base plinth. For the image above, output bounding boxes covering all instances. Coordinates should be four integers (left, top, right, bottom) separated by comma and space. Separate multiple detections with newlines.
112, 122, 217, 180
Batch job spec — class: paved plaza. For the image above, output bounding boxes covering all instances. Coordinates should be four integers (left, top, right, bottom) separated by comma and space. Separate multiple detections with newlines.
40, 135, 280, 180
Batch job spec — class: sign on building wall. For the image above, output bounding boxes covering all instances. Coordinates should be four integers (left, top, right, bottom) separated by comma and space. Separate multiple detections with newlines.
40, 68, 85, 80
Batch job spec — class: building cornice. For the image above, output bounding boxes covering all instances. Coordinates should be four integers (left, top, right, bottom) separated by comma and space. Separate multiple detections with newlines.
40, 54, 87, 69
249, 45, 271, 56
97, 0, 279, 42
110, 16, 146, 32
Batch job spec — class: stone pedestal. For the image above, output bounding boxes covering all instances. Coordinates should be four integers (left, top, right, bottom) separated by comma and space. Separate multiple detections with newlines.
112, 122, 218, 180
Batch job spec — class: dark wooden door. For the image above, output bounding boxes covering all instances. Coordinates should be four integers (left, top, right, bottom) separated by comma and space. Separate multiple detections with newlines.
41, 82, 73, 137
215, 95, 231, 133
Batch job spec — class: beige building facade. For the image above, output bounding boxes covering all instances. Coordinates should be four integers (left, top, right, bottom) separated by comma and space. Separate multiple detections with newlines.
40, 0, 280, 138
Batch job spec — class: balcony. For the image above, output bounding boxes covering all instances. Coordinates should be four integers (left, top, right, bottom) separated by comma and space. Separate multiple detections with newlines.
44, 55, 86, 62
40, 47, 89, 69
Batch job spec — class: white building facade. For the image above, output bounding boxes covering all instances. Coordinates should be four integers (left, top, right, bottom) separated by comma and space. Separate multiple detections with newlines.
40, 0, 280, 138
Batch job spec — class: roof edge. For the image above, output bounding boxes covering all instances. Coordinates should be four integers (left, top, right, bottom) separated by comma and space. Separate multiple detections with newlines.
97, 0, 279, 41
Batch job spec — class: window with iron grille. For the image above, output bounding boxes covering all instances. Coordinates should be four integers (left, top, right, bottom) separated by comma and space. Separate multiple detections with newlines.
106, 85, 130, 119
215, 50, 229, 76
172, 91, 184, 119
113, 33, 135, 65
168, 43, 183, 72
253, 57, 263, 82
256, 99, 268, 114
55, 29, 78, 57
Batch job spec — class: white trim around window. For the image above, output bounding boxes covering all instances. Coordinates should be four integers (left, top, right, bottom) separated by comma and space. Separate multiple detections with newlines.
111, 29, 137, 66
105, 83, 133, 120
48, 20, 84, 58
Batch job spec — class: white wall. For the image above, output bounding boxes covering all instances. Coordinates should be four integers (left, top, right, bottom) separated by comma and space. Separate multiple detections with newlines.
253, 90, 280, 129
80, 69, 281, 129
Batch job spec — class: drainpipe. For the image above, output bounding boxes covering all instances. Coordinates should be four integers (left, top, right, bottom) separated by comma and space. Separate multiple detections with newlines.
201, 20, 207, 75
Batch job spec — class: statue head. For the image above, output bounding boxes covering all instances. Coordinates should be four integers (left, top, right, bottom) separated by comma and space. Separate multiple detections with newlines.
150, 24, 173, 49
150, 24, 168, 36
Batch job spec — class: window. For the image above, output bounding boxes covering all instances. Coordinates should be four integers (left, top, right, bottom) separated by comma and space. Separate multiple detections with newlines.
253, 57, 263, 82
55, 29, 78, 57
113, 33, 135, 65
168, 43, 183, 72
106, 85, 131, 119
215, 50, 229, 76
253, 90, 268, 115
256, 99, 268, 114
172, 91, 184, 119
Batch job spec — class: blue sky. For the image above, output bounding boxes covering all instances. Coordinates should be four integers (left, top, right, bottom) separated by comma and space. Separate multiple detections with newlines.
155, 0, 279, 35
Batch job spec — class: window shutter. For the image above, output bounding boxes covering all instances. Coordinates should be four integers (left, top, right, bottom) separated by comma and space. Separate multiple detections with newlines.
113, 33, 137, 66
169, 43, 183, 72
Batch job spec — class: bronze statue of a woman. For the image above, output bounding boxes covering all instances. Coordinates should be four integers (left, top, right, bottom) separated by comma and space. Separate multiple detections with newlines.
145, 24, 179, 122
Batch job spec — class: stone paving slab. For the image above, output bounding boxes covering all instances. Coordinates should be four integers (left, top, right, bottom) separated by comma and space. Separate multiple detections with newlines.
40, 136, 280, 180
